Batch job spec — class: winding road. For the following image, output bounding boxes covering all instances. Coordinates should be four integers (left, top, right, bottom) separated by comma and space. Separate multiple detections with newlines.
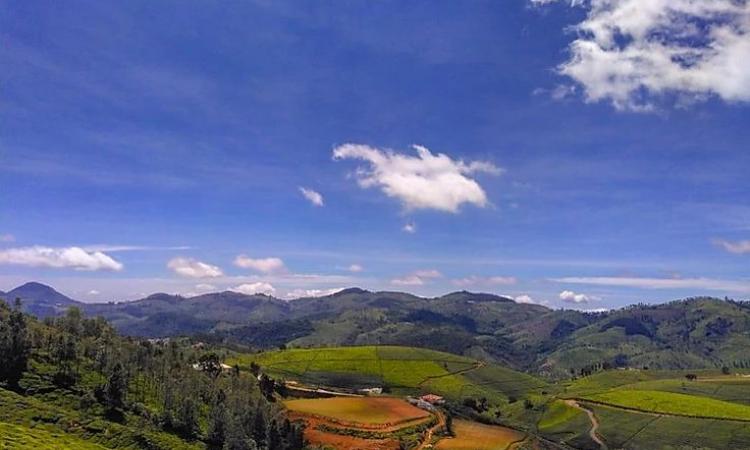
565, 400, 607, 450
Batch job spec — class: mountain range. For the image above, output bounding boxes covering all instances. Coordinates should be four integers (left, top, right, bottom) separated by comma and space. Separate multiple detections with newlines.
3, 282, 749, 378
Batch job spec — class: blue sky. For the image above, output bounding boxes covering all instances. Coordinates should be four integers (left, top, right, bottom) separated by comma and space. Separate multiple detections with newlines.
1, 0, 749, 308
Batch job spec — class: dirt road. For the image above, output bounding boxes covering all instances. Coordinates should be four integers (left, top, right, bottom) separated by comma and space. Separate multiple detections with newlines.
565, 400, 607, 450
416, 410, 446, 450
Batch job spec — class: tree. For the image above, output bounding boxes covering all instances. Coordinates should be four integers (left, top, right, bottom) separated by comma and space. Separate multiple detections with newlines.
266, 419, 281, 450
103, 362, 128, 411
249, 361, 261, 377
0, 299, 31, 389
722, 366, 731, 375
199, 352, 222, 378
208, 390, 229, 445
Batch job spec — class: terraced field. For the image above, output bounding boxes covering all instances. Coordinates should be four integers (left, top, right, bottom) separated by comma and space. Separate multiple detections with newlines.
548, 370, 750, 449
582, 389, 750, 421
435, 420, 525, 450
285, 397, 430, 427
229, 345, 547, 401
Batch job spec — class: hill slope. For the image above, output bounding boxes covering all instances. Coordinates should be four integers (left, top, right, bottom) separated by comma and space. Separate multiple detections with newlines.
4, 283, 750, 377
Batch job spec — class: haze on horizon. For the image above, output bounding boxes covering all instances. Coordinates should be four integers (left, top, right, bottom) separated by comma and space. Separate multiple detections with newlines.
1, 0, 749, 308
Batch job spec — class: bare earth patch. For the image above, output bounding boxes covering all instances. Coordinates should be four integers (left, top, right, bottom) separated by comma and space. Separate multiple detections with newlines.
436, 420, 525, 450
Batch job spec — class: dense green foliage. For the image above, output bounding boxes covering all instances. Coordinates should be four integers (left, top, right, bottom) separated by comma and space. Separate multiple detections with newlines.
0, 299, 304, 449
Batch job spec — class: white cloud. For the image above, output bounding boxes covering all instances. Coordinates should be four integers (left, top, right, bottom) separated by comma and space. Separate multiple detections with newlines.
554, 276, 750, 293
167, 257, 223, 278
87, 290, 100, 296
195, 283, 216, 292
234, 255, 286, 273
534, 0, 750, 110
333, 144, 502, 213
559, 290, 592, 304
0, 234, 15, 243
0, 246, 123, 271
348, 264, 364, 273
391, 269, 443, 286
714, 239, 750, 255
514, 294, 537, 304
299, 187, 324, 206
230, 282, 276, 296
452, 275, 518, 287
403, 222, 417, 233
284, 287, 345, 299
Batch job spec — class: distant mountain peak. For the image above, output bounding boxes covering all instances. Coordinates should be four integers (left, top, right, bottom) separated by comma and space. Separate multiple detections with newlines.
4, 281, 79, 318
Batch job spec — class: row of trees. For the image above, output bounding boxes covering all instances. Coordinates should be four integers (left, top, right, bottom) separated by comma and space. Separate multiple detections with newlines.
0, 299, 304, 449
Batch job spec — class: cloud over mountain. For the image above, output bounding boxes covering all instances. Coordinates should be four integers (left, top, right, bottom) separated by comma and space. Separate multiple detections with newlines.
234, 255, 286, 273
0, 246, 123, 271
167, 257, 223, 278
230, 282, 276, 296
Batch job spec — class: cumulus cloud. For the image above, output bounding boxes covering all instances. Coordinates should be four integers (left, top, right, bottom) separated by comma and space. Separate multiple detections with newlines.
348, 264, 364, 273
403, 222, 417, 233
284, 287, 345, 299
559, 290, 592, 304
452, 276, 518, 287
230, 282, 276, 296
553, 276, 750, 293
0, 234, 15, 243
514, 294, 537, 304
167, 257, 223, 278
391, 269, 443, 286
714, 239, 750, 255
333, 144, 502, 213
0, 246, 123, 271
534, 0, 750, 110
234, 255, 286, 273
299, 187, 324, 206
195, 283, 216, 292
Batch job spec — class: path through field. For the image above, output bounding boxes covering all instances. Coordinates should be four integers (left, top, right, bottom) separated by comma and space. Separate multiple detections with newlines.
565, 400, 607, 450
416, 410, 445, 450
417, 360, 486, 388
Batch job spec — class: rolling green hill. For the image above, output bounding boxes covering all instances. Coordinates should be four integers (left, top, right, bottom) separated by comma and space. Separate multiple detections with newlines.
5, 283, 750, 379
228, 345, 548, 403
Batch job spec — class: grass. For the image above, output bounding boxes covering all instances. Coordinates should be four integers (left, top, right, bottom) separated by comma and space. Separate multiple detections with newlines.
0, 387, 202, 450
582, 389, 750, 421
284, 397, 429, 426
536, 400, 595, 448
229, 345, 546, 402
0, 421, 109, 449
436, 420, 525, 450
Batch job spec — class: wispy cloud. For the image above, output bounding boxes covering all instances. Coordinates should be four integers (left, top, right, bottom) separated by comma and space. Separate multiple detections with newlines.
391, 269, 443, 286
0, 234, 15, 243
333, 143, 502, 213
713, 239, 750, 255
403, 222, 417, 234
451, 275, 517, 287
299, 187, 324, 206
348, 264, 364, 273
284, 287, 344, 300
234, 255, 286, 273
167, 257, 223, 278
0, 246, 123, 271
553, 276, 750, 293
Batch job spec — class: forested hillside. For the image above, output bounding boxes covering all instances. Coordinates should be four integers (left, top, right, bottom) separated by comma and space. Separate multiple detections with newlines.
0, 298, 304, 450
7, 282, 750, 379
